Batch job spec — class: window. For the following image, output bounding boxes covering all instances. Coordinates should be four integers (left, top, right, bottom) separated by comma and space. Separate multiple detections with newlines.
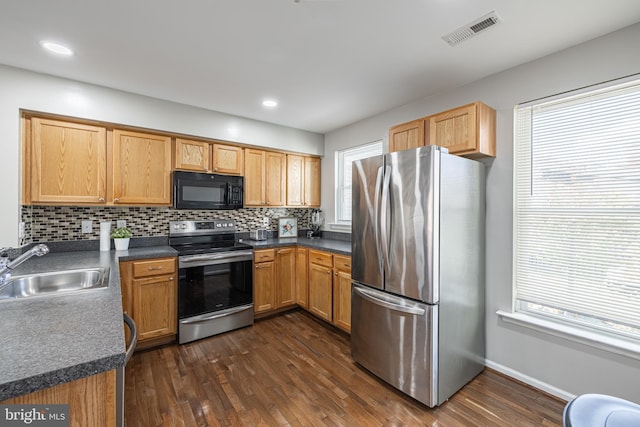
514, 78, 640, 340
335, 141, 383, 223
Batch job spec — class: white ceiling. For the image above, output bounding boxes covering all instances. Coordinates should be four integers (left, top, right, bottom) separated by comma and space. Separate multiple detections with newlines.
1, 1, 639, 134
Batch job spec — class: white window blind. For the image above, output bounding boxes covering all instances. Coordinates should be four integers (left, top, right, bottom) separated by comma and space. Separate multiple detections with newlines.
514, 78, 640, 339
336, 141, 382, 222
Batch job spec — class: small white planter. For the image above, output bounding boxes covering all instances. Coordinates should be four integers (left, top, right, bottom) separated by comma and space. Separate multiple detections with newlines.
113, 238, 130, 251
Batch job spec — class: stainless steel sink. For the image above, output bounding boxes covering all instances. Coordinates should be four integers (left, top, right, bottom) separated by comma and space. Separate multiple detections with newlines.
0, 267, 109, 300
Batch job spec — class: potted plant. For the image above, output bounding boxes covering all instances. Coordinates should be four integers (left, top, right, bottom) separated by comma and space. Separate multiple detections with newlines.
111, 227, 132, 251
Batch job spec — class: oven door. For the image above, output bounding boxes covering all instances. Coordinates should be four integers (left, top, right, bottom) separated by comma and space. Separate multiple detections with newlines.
178, 250, 254, 320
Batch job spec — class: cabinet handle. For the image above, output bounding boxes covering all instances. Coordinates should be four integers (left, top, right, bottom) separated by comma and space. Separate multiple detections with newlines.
334, 272, 338, 276
148, 266, 163, 271
214, 167, 218, 171
169, 277, 174, 281
114, 198, 120, 203
99, 197, 105, 202
327, 271, 331, 275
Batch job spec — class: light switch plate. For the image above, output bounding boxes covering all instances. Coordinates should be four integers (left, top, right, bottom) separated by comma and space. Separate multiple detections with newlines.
117, 220, 127, 228
81, 220, 93, 233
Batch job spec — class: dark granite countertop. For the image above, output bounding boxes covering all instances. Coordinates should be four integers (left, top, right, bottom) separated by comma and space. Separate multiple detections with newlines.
243, 237, 351, 256
0, 245, 177, 401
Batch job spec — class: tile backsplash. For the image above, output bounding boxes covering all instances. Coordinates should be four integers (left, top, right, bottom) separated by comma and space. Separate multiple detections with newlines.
21, 205, 313, 244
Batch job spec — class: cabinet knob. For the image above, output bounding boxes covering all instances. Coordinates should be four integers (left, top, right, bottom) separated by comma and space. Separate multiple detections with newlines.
327, 271, 331, 275
214, 167, 218, 171
169, 277, 174, 281
99, 197, 105, 202
114, 198, 120, 203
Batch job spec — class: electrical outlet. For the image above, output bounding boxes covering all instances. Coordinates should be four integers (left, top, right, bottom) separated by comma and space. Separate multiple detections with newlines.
81, 220, 93, 233
18, 222, 25, 239
117, 220, 127, 228
262, 217, 269, 228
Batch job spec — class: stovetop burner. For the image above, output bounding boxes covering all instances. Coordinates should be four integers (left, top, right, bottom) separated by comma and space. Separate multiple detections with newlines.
169, 220, 252, 255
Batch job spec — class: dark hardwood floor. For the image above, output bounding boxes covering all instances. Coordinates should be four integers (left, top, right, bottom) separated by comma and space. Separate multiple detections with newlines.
125, 310, 565, 426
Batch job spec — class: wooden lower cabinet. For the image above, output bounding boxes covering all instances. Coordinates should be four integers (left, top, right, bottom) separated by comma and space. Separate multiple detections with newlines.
254, 255, 276, 313
332, 254, 352, 333
254, 247, 296, 316
1, 370, 116, 427
296, 248, 309, 308
119, 257, 177, 350
276, 247, 296, 308
308, 251, 333, 322
255, 246, 351, 333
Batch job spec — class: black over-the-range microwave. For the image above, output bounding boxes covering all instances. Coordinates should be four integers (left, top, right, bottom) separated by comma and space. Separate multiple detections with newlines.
173, 171, 243, 210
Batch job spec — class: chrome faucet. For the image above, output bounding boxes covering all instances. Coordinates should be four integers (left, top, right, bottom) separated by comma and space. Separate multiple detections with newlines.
0, 244, 50, 288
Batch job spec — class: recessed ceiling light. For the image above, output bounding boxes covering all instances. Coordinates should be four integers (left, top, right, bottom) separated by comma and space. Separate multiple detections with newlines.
40, 41, 74, 56
262, 99, 278, 108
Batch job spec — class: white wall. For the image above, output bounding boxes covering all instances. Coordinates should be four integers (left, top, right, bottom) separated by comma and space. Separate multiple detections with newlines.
323, 23, 640, 401
0, 65, 324, 246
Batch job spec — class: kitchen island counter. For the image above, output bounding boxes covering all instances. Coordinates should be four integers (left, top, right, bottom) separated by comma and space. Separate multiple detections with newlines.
0, 245, 177, 401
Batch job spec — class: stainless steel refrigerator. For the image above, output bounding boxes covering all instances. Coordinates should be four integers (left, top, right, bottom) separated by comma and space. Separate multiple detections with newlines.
351, 145, 485, 408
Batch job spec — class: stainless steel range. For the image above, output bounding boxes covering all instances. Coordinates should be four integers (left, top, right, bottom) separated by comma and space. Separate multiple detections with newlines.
169, 220, 254, 344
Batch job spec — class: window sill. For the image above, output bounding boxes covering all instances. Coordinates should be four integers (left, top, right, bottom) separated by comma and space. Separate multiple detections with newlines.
497, 310, 640, 361
327, 222, 351, 233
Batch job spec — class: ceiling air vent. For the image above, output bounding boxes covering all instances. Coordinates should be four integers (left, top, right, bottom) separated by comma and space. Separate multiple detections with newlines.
442, 11, 501, 46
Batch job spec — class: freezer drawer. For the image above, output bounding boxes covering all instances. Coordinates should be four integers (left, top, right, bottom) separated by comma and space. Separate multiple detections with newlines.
351, 283, 438, 407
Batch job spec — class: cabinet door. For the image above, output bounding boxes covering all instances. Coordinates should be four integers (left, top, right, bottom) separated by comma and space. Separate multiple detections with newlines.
304, 156, 321, 207
3, 370, 116, 427
308, 263, 333, 322
427, 103, 477, 154
29, 118, 107, 204
175, 138, 210, 172
254, 260, 276, 313
333, 269, 352, 333
296, 248, 309, 308
212, 143, 243, 175
112, 129, 172, 205
132, 275, 177, 341
286, 154, 304, 206
265, 151, 286, 206
389, 119, 425, 153
276, 247, 296, 308
244, 149, 266, 206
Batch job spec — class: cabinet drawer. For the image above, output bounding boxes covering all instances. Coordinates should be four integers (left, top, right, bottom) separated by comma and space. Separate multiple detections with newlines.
309, 250, 333, 267
133, 258, 176, 278
254, 249, 275, 262
333, 254, 352, 271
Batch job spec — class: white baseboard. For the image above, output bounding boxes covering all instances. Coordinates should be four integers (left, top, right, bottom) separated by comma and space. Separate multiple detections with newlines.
484, 359, 576, 402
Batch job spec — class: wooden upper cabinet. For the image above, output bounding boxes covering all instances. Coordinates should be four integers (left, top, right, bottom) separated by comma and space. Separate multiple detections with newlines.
286, 154, 304, 206
28, 118, 107, 204
244, 148, 266, 206
174, 138, 210, 172
212, 143, 243, 175
389, 118, 425, 153
244, 149, 286, 207
287, 154, 321, 207
265, 151, 286, 206
426, 101, 496, 158
304, 156, 321, 207
112, 129, 172, 205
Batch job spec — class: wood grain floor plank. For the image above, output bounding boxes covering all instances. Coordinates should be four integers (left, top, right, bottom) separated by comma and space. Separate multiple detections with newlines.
125, 310, 565, 426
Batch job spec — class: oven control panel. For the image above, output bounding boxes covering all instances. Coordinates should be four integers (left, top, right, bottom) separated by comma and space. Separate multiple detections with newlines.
169, 220, 237, 236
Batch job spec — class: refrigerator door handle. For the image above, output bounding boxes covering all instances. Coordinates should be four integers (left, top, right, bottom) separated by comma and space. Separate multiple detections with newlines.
373, 166, 384, 273
353, 285, 426, 316
380, 165, 392, 274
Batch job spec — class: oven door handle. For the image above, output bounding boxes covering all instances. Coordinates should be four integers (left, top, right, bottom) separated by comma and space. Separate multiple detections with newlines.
179, 250, 254, 268
179, 305, 253, 324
